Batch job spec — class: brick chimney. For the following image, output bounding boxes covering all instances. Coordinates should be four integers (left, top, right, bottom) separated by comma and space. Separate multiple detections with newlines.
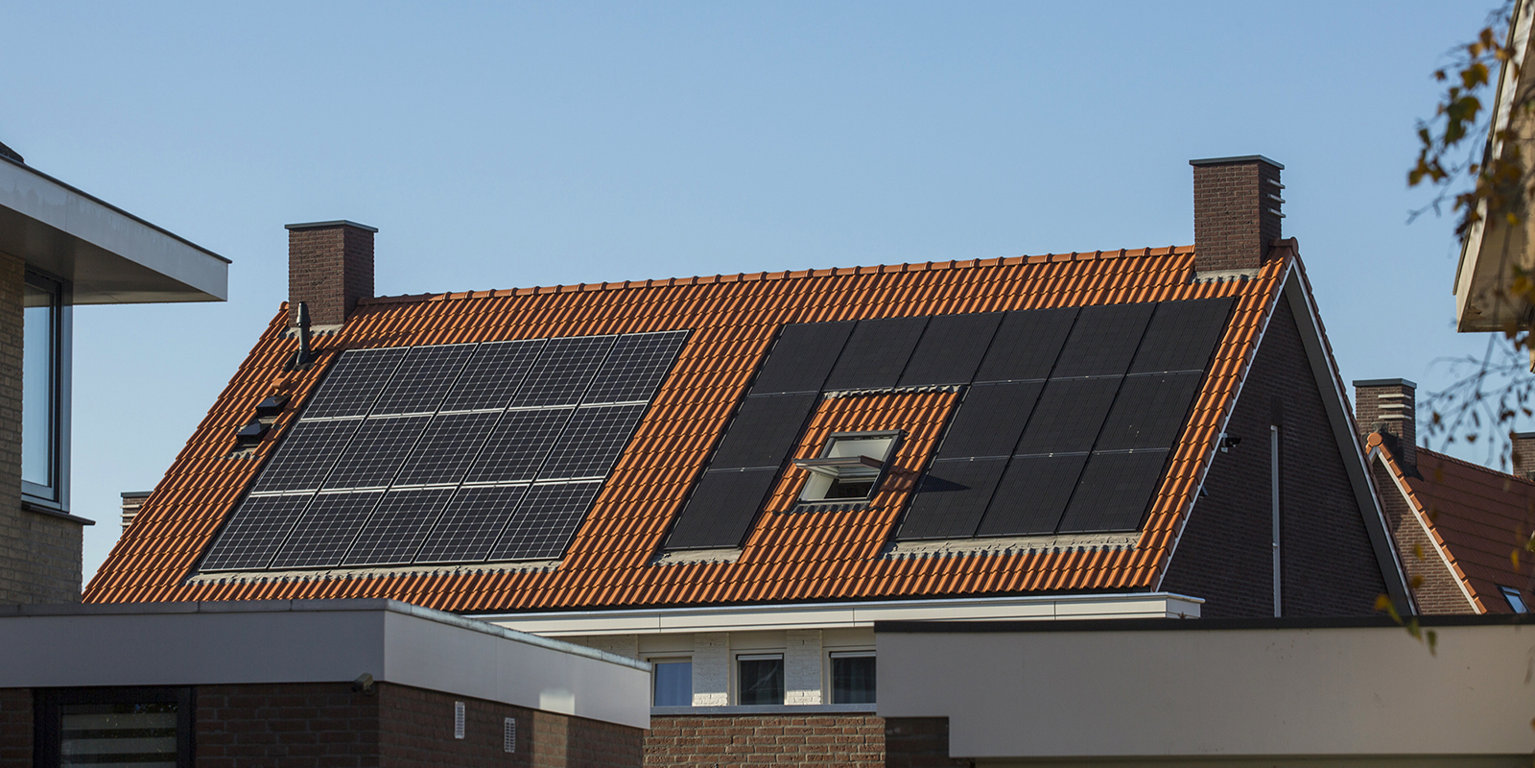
1354, 378, 1417, 470
286, 220, 377, 326
120, 490, 151, 531
1190, 156, 1285, 274
1512, 433, 1535, 480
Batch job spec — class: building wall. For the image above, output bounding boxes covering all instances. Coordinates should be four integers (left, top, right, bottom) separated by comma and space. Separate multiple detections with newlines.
1162, 297, 1388, 617
0, 250, 81, 604
645, 714, 967, 768
1369, 460, 1475, 614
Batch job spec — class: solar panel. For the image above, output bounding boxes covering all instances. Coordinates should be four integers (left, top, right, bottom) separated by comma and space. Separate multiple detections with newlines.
709, 393, 818, 469
393, 412, 502, 487
972, 307, 1079, 383
1055, 450, 1169, 533
975, 454, 1089, 536
665, 468, 781, 549
439, 339, 545, 412
510, 335, 617, 407
199, 494, 315, 571
463, 408, 575, 483
322, 416, 431, 489
249, 419, 363, 493
539, 403, 647, 479
823, 316, 928, 391
584, 331, 688, 403
899, 313, 1003, 387
1129, 297, 1235, 374
341, 487, 457, 566
1094, 372, 1203, 452
415, 484, 530, 564
935, 381, 1044, 460
487, 481, 603, 560
1012, 377, 1122, 455
895, 458, 1007, 540
371, 344, 475, 415
749, 321, 854, 395
268, 490, 383, 569
303, 347, 409, 419
1050, 303, 1155, 378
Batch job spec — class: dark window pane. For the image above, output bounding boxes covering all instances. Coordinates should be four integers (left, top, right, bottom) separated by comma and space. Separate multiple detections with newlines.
831, 655, 876, 704
652, 660, 693, 707
21, 279, 55, 488
738, 657, 784, 705
59, 701, 180, 766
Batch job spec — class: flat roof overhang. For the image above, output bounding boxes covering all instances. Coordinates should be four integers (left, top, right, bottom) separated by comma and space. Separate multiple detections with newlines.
0, 156, 228, 304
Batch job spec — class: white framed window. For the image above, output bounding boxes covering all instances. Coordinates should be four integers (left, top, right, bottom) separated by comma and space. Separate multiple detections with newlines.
829, 651, 876, 704
22, 270, 70, 509
650, 657, 693, 706
795, 432, 899, 502
736, 653, 784, 705
1499, 585, 1529, 613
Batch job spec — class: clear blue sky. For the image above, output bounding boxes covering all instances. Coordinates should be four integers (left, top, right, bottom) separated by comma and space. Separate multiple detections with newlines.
0, 1, 1491, 582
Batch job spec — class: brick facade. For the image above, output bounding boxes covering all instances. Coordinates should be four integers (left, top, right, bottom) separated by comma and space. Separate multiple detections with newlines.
645, 714, 968, 768
1191, 157, 1284, 274
1162, 297, 1389, 617
286, 221, 376, 327
1354, 380, 1416, 470
1368, 460, 1473, 613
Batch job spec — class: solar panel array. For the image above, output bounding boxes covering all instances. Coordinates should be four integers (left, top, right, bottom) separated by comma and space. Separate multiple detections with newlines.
201, 330, 687, 572
664, 298, 1234, 550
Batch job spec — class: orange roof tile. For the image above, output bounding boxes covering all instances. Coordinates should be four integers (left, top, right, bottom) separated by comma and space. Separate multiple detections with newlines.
86, 246, 1290, 613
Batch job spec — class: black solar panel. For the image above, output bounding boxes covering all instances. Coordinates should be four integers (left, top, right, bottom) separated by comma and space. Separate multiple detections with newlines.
322, 416, 431, 489
584, 331, 688, 403
936, 381, 1044, 460
342, 487, 457, 566
749, 321, 854, 395
975, 454, 1089, 536
487, 481, 603, 560
249, 419, 362, 493
268, 490, 383, 569
371, 344, 475, 415
303, 347, 409, 419
709, 393, 818, 469
439, 340, 545, 412
1129, 297, 1235, 374
463, 408, 575, 484
895, 458, 1007, 540
510, 335, 617, 407
823, 316, 928, 391
1055, 450, 1170, 533
1050, 303, 1155, 378
200, 494, 315, 571
393, 412, 501, 487
899, 313, 1003, 387
539, 403, 647, 479
1094, 372, 1204, 452
972, 307, 1079, 383
415, 484, 530, 564
1012, 377, 1122, 455
665, 468, 781, 549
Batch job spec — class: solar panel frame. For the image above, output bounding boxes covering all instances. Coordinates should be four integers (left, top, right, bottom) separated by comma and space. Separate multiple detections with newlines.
370, 344, 476, 416
199, 493, 316, 572
415, 484, 530, 564
665, 468, 781, 550
1093, 372, 1204, 452
267, 490, 383, 569
509, 335, 617, 408
976, 454, 1090, 536
463, 407, 576, 484
748, 321, 855, 395
583, 331, 688, 404
709, 393, 818, 469
439, 339, 546, 412
303, 347, 410, 419
1050, 303, 1155, 378
935, 381, 1044, 460
392, 411, 502, 487
898, 313, 1003, 387
972, 307, 1079, 383
539, 403, 647, 480
823, 316, 928, 391
1055, 449, 1170, 533
321, 416, 431, 490
1012, 377, 1123, 456
487, 481, 604, 561
1129, 297, 1235, 374
341, 487, 458, 566
249, 418, 363, 493
895, 458, 1007, 540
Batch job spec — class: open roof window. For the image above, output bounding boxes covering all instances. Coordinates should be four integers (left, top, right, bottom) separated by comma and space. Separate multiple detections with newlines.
795, 432, 899, 503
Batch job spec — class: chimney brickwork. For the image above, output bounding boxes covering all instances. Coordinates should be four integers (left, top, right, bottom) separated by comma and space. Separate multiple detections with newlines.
286, 220, 377, 326
1191, 156, 1285, 274
1512, 433, 1535, 480
1354, 379, 1417, 470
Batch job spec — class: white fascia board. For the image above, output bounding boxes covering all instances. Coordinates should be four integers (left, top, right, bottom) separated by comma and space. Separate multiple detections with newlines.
478, 593, 1204, 637
0, 157, 228, 304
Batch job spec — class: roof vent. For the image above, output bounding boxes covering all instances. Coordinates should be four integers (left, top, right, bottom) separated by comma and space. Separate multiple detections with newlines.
288, 302, 315, 370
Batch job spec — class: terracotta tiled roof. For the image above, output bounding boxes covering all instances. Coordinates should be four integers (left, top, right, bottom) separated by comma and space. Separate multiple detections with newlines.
1369, 434, 1535, 613
86, 247, 1290, 613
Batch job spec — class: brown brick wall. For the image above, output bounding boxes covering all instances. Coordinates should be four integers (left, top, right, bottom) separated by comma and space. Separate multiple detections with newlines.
1354, 380, 1416, 469
0, 250, 83, 604
645, 713, 888, 767
196, 682, 382, 766
287, 222, 375, 327
1370, 461, 1475, 614
1162, 297, 1389, 617
0, 688, 31, 766
1191, 158, 1283, 274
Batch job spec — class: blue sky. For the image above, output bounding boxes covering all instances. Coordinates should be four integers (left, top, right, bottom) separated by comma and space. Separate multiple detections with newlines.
0, 2, 1491, 581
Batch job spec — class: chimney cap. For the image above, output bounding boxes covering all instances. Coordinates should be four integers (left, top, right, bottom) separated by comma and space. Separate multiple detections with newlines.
1353, 377, 1418, 389
1189, 155, 1284, 171
284, 220, 378, 233
1513, 432, 1535, 440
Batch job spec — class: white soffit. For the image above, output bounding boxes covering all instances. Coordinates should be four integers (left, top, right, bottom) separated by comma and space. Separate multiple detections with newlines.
0, 156, 228, 304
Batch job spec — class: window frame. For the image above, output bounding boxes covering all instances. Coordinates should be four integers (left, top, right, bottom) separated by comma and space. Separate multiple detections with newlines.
20, 270, 71, 511
648, 656, 693, 707
827, 650, 877, 705
797, 431, 900, 504
33, 686, 193, 768
1499, 585, 1529, 613
735, 653, 785, 706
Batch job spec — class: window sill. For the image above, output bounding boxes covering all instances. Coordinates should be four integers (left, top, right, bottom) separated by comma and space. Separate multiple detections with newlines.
22, 500, 94, 526
651, 703, 877, 716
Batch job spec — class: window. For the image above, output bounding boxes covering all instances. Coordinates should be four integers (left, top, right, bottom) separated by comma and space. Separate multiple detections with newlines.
1500, 585, 1529, 613
34, 687, 192, 768
651, 658, 693, 706
736, 654, 784, 705
830, 652, 876, 704
22, 271, 69, 507
796, 432, 899, 502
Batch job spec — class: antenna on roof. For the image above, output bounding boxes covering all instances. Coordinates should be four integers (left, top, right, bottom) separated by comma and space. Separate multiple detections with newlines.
290, 301, 314, 370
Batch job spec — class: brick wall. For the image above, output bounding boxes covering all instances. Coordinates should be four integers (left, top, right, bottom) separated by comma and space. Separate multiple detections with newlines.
1191, 157, 1284, 274
646, 713, 887, 767
1162, 297, 1389, 617
196, 682, 382, 766
884, 718, 971, 768
1369, 461, 1474, 614
287, 221, 375, 327
1354, 380, 1416, 469
0, 688, 31, 766
0, 250, 83, 604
